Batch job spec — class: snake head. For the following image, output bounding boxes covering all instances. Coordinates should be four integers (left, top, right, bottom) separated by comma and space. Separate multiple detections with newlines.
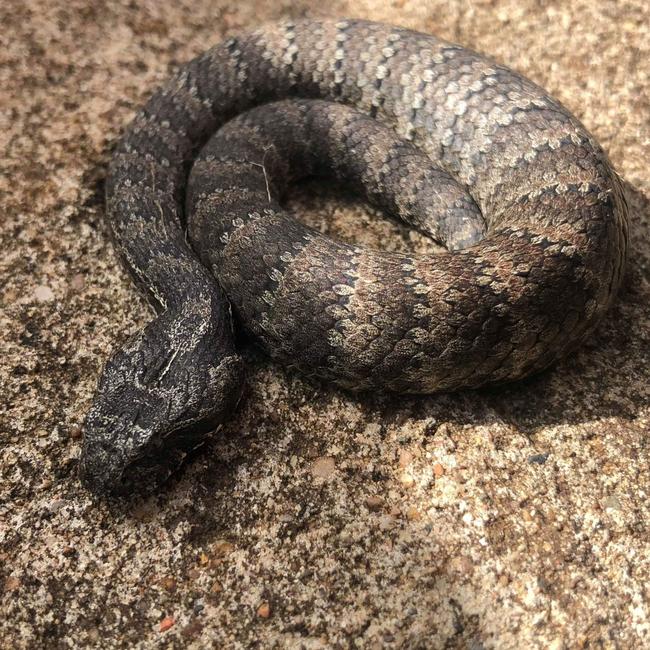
78, 305, 244, 496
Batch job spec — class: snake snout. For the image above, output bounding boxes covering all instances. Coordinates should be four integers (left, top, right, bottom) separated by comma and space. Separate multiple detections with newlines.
78, 441, 127, 495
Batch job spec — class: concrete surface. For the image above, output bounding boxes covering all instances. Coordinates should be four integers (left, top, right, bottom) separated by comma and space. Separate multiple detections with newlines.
1, 0, 648, 647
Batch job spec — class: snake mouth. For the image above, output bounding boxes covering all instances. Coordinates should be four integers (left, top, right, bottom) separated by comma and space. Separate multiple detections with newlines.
78, 420, 219, 497
79, 447, 195, 497
78, 445, 184, 497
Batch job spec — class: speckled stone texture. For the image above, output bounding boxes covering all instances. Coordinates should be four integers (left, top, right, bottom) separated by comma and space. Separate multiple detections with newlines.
0, 0, 648, 647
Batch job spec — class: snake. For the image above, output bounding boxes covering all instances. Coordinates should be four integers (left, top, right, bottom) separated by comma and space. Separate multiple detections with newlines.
78, 18, 628, 495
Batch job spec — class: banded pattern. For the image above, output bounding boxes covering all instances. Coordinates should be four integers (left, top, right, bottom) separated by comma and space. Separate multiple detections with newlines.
79, 19, 628, 494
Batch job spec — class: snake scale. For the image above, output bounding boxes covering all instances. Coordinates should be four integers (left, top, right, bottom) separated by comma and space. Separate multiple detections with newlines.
79, 19, 628, 494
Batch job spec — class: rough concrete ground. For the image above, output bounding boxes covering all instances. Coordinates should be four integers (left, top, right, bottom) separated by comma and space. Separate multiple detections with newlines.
1, 0, 648, 647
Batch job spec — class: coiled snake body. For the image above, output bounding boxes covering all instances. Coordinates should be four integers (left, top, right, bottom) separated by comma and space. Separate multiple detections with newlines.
79, 19, 628, 494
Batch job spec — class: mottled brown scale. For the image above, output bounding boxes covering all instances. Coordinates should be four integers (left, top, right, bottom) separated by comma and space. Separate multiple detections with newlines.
79, 19, 628, 495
